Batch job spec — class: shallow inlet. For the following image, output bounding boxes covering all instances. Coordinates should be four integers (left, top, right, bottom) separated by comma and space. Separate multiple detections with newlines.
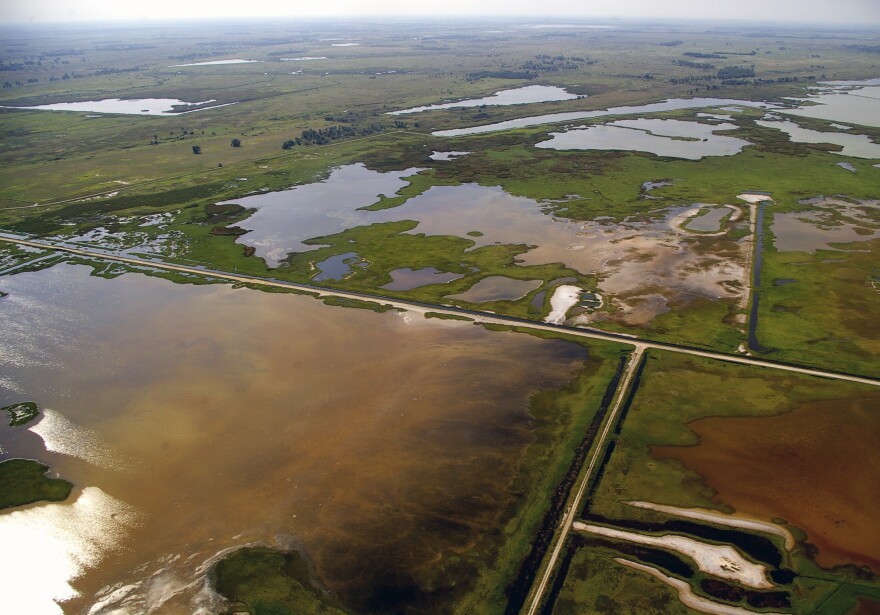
781, 80, 880, 128
0, 263, 589, 614
756, 119, 880, 158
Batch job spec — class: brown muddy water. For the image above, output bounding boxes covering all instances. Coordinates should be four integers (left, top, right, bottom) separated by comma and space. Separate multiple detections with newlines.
0, 263, 590, 614
653, 395, 880, 573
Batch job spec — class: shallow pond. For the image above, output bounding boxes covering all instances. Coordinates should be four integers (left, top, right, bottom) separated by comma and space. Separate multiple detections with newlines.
390, 85, 578, 115
685, 207, 732, 232
448, 276, 542, 302
380, 267, 463, 290
311, 251, 363, 281
1, 98, 228, 116
429, 150, 470, 161
537, 119, 750, 160
223, 164, 423, 267
172, 59, 261, 66
0, 263, 588, 614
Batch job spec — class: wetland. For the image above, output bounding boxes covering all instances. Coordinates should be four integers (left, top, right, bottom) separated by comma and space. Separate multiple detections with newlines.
1, 16, 879, 615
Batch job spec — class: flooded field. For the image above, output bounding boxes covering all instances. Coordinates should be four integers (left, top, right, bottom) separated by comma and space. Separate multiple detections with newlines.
226, 169, 749, 326
771, 197, 880, 253
0, 263, 592, 614
653, 395, 880, 572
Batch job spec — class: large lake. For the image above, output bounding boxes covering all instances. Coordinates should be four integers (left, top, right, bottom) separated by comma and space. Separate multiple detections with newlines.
0, 263, 588, 614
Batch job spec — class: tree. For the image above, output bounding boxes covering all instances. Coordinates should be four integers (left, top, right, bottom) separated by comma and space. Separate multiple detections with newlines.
192, 145, 202, 155
231, 138, 241, 148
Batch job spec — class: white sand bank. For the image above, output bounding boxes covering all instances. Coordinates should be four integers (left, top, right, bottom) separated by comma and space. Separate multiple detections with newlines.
614, 558, 786, 615
627, 501, 795, 550
573, 522, 773, 589
544, 285, 581, 324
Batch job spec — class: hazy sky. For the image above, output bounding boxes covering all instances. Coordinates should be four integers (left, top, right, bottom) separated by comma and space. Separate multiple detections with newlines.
1, 0, 879, 24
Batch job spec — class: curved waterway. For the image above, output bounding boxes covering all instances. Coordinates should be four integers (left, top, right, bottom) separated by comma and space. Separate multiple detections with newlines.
433, 97, 772, 137
0, 263, 590, 614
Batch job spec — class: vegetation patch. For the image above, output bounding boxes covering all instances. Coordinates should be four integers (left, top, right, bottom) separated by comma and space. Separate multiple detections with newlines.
212, 547, 347, 615
0, 459, 73, 510
2, 401, 39, 426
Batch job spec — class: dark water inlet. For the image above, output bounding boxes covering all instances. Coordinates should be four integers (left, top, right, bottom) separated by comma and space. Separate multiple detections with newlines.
503, 353, 629, 615
538, 538, 579, 615
583, 513, 785, 570
613, 351, 649, 435
748, 203, 769, 352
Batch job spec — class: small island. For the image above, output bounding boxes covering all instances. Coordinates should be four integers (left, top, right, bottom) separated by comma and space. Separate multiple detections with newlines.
212, 547, 346, 615
0, 459, 73, 510
3, 401, 40, 427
